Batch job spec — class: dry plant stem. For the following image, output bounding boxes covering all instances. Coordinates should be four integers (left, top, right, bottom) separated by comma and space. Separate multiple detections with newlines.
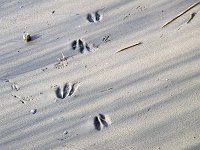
59, 52, 67, 61
116, 42, 142, 53
161, 1, 200, 28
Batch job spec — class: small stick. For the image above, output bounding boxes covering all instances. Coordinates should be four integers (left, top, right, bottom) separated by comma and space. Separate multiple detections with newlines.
116, 42, 142, 53
61, 52, 65, 59
187, 12, 197, 23
161, 1, 200, 28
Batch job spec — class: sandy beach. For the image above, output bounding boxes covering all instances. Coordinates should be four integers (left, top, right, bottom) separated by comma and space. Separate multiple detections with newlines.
0, 0, 200, 149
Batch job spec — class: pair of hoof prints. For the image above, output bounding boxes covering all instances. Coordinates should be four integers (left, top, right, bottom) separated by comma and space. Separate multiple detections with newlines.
87, 10, 103, 23
56, 82, 79, 99
72, 39, 92, 54
94, 114, 111, 131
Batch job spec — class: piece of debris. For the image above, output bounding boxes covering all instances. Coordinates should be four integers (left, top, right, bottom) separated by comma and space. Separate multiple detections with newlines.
30, 109, 37, 114
187, 12, 197, 24
136, 5, 146, 11
63, 131, 68, 135
102, 34, 111, 43
55, 52, 68, 69
116, 42, 142, 53
23, 33, 32, 42
11, 94, 34, 103
51, 10, 55, 14
41, 68, 48, 72
11, 94, 20, 99
123, 13, 131, 20
161, 1, 200, 28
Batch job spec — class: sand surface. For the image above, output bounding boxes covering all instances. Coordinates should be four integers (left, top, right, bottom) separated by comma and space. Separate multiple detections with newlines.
0, 0, 200, 149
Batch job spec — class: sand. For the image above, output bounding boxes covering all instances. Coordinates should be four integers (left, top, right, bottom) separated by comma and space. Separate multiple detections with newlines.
0, 0, 200, 149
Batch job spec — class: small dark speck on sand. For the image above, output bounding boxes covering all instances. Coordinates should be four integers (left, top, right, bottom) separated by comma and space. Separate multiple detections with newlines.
63, 131, 68, 135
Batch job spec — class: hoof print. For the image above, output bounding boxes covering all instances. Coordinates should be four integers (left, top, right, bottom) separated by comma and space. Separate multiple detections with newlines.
72, 40, 77, 50
56, 87, 63, 99
55, 82, 79, 99
85, 43, 91, 52
78, 39, 85, 53
23, 33, 32, 42
87, 13, 94, 22
99, 114, 109, 127
94, 114, 111, 131
63, 83, 70, 98
68, 83, 79, 96
94, 116, 103, 131
72, 39, 92, 54
87, 10, 103, 23
95, 11, 102, 22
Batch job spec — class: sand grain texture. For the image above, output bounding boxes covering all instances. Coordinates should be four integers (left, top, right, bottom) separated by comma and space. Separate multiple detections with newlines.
0, 0, 200, 150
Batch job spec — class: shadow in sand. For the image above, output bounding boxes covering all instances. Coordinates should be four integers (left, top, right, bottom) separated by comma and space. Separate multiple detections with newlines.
186, 143, 200, 150
31, 34, 42, 41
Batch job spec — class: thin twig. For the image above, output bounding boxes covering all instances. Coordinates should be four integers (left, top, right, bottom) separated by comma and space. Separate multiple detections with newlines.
61, 52, 65, 59
116, 42, 142, 53
161, 1, 200, 28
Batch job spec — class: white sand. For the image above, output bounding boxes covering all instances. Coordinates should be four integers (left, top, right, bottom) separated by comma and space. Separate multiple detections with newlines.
0, 0, 200, 149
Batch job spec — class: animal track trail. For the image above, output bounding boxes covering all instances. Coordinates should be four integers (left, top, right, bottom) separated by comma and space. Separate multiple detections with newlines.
11, 94, 35, 104
93, 114, 111, 131
87, 10, 103, 23
55, 82, 79, 99
72, 39, 92, 54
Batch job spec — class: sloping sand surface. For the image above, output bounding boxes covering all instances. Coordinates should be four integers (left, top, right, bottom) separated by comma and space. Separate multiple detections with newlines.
0, 0, 200, 149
